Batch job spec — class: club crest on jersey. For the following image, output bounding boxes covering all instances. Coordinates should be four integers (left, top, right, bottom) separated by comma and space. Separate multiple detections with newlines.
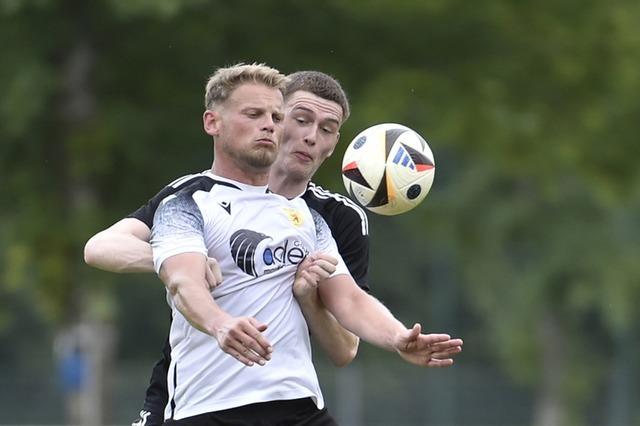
229, 229, 308, 277
283, 207, 304, 227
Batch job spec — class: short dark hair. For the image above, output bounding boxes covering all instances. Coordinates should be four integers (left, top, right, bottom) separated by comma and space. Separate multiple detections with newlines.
283, 71, 350, 122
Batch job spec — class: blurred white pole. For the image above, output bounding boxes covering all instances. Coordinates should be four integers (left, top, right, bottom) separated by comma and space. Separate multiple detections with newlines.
335, 363, 363, 426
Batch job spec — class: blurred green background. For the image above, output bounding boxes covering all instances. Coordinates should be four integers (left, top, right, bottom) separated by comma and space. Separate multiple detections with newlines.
1, 0, 639, 425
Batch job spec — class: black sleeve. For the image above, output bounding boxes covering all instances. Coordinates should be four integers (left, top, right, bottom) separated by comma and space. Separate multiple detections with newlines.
127, 184, 182, 229
332, 207, 370, 292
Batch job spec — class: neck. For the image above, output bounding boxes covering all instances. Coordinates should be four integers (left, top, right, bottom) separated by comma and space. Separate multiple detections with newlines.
211, 160, 269, 186
268, 167, 308, 199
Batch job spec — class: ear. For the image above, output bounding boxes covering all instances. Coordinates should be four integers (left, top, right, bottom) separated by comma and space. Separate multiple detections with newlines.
203, 110, 221, 136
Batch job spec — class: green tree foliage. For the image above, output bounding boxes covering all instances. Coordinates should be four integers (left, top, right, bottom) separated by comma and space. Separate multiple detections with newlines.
1, 0, 639, 423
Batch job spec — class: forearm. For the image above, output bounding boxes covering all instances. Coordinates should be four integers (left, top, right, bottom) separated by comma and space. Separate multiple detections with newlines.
84, 218, 154, 273
297, 292, 359, 367
320, 277, 405, 351
85, 232, 154, 273
164, 273, 228, 336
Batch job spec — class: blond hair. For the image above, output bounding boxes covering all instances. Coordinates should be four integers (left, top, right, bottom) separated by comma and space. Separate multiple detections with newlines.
204, 63, 288, 110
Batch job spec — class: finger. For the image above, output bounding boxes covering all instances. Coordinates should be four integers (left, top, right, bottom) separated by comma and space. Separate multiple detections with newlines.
311, 259, 337, 275
431, 346, 463, 359
420, 333, 452, 345
224, 332, 270, 366
302, 270, 321, 287
207, 257, 223, 284
234, 342, 269, 366
426, 358, 455, 368
246, 318, 273, 356
222, 319, 271, 362
311, 252, 338, 266
412, 323, 422, 335
307, 265, 330, 281
404, 323, 421, 343
238, 337, 271, 362
226, 346, 257, 367
295, 257, 314, 281
429, 339, 464, 352
300, 255, 314, 269
204, 265, 218, 290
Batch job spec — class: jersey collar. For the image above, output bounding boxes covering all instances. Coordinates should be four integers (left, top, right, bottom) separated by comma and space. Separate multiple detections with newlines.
204, 171, 269, 193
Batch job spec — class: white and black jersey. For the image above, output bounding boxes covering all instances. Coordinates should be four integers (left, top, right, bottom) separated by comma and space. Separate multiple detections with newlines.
127, 171, 370, 425
148, 171, 350, 420
130, 175, 370, 289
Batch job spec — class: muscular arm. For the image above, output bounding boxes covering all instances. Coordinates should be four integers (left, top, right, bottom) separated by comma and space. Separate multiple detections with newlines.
85, 216, 359, 365
84, 218, 154, 273
299, 298, 359, 367
293, 253, 359, 367
319, 274, 463, 367
296, 287, 359, 367
159, 252, 271, 366
319, 275, 404, 350
159, 253, 226, 334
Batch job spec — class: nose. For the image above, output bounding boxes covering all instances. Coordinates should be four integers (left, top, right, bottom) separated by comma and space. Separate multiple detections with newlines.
261, 116, 276, 133
304, 125, 317, 146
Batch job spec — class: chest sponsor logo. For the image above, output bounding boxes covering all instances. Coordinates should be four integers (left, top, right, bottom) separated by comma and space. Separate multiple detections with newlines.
230, 229, 308, 277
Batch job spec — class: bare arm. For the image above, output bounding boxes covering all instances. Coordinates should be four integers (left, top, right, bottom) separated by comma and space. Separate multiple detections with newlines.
294, 253, 359, 367
84, 218, 223, 289
84, 218, 154, 273
319, 274, 463, 367
159, 252, 271, 366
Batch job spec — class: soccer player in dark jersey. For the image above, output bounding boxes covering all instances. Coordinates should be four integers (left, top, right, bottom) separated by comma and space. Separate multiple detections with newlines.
85, 66, 462, 425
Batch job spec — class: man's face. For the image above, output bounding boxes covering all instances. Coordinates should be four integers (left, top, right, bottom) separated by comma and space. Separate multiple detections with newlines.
206, 82, 284, 171
276, 90, 343, 181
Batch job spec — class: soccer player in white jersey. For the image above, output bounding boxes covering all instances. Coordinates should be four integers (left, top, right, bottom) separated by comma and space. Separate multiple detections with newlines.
85, 65, 463, 425
87, 70, 371, 425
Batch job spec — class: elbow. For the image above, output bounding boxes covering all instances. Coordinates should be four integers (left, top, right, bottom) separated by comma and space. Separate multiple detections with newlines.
166, 280, 180, 297
160, 268, 182, 297
83, 237, 99, 267
331, 338, 359, 368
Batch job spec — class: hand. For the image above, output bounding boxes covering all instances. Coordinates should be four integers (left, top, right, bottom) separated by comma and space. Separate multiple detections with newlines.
214, 315, 273, 367
393, 323, 463, 368
293, 252, 338, 301
205, 257, 223, 290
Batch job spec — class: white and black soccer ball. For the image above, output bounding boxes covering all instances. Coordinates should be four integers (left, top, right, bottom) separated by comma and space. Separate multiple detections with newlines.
341, 123, 435, 216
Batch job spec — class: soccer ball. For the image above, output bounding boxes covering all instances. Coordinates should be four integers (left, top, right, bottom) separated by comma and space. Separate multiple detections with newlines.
341, 123, 435, 216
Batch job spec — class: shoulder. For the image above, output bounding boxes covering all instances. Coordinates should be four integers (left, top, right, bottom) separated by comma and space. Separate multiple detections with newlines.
156, 172, 245, 208
302, 182, 369, 237
133, 172, 236, 227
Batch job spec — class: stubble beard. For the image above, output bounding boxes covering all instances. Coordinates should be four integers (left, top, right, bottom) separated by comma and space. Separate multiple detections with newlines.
227, 144, 277, 172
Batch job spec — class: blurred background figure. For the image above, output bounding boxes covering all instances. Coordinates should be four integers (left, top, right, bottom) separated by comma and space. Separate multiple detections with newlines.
56, 333, 87, 424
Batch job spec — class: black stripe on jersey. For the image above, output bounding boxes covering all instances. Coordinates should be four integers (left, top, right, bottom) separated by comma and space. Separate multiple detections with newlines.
304, 183, 368, 236
127, 173, 241, 229
303, 182, 370, 291
170, 364, 177, 420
